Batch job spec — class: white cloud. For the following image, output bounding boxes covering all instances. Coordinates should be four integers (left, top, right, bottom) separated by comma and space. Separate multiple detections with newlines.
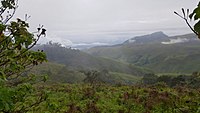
37, 33, 110, 49
71, 42, 109, 49
127, 39, 136, 43
161, 37, 189, 44
38, 34, 73, 46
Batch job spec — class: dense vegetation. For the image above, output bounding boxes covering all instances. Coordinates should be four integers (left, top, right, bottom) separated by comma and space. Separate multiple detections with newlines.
142, 72, 200, 88
1, 83, 199, 113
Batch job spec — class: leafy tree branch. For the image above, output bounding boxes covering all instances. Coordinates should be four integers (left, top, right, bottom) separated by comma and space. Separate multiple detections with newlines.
175, 2, 200, 39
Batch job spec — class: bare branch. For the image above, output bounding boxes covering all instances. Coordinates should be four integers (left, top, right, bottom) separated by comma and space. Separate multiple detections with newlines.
174, 10, 198, 36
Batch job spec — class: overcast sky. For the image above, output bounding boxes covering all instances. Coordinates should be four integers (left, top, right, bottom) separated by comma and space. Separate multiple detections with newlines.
15, 0, 199, 45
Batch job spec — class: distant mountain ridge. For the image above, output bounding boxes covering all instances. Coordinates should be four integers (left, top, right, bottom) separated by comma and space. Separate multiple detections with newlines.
86, 32, 200, 73
124, 31, 169, 44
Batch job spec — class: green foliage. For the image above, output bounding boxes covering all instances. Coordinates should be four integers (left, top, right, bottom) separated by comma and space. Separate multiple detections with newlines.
142, 72, 200, 88
0, 87, 15, 112
0, 0, 47, 112
189, 2, 200, 34
0, 2, 47, 82
12, 83, 199, 113
0, 82, 49, 113
194, 21, 200, 34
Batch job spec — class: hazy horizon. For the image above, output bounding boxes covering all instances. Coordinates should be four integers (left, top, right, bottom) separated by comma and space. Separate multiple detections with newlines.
15, 0, 199, 45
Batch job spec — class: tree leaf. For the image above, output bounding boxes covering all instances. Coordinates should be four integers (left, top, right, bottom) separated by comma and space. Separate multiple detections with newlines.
195, 8, 200, 19
194, 20, 200, 33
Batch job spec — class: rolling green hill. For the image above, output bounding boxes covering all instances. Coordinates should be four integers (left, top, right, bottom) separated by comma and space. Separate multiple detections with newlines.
29, 62, 143, 84
86, 33, 200, 73
34, 43, 151, 76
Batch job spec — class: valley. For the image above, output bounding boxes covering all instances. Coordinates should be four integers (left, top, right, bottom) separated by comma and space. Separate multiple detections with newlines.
29, 32, 200, 84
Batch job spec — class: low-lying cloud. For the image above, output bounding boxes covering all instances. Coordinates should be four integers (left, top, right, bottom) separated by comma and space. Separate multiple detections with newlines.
162, 37, 189, 44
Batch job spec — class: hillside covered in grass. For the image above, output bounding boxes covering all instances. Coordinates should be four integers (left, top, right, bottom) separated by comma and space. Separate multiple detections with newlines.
33, 43, 151, 76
